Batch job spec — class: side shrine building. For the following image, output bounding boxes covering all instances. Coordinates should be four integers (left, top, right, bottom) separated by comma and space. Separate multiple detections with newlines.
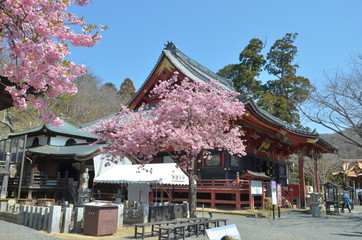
0, 121, 106, 204
127, 42, 336, 209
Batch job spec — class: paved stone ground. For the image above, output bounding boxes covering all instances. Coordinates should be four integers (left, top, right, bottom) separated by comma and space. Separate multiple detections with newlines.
1, 205, 362, 239
0, 220, 63, 240
204, 209, 362, 240
189, 205, 362, 240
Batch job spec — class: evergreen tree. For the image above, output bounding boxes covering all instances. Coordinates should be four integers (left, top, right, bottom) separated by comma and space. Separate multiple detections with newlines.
259, 33, 312, 127
217, 38, 265, 97
119, 78, 136, 104
102, 82, 118, 92
218, 33, 312, 127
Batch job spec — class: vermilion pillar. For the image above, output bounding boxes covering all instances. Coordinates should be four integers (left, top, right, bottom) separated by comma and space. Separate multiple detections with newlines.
298, 152, 306, 208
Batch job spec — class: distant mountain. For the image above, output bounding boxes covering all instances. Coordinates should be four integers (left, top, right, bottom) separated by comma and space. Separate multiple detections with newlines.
321, 132, 362, 159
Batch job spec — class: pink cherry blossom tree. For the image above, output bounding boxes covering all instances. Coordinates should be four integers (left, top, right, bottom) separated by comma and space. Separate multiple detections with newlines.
91, 72, 247, 217
0, 0, 104, 125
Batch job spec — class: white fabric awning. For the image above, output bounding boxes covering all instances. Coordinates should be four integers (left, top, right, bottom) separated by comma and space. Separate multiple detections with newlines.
94, 163, 189, 185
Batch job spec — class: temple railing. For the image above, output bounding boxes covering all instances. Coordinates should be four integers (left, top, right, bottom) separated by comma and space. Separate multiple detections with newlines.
1, 172, 68, 189
196, 179, 251, 190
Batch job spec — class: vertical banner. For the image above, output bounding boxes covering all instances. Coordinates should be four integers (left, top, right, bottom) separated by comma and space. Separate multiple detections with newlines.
277, 184, 282, 207
271, 181, 277, 205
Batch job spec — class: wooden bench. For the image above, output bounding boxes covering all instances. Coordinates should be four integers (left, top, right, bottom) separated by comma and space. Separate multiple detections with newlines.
198, 218, 228, 229
158, 219, 228, 240
158, 222, 199, 240
133, 217, 208, 239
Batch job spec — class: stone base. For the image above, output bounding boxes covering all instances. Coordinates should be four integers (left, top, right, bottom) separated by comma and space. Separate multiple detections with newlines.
77, 189, 91, 206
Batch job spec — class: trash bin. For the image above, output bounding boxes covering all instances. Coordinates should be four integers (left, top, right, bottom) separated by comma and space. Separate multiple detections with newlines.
83, 201, 119, 236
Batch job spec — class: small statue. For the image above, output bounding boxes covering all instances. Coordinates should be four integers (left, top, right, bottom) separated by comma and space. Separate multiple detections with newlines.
9, 164, 17, 178
81, 168, 89, 190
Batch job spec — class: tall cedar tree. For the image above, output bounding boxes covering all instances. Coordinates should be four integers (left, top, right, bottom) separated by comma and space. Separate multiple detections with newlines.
217, 38, 265, 97
218, 33, 312, 127
260, 33, 312, 127
119, 78, 137, 104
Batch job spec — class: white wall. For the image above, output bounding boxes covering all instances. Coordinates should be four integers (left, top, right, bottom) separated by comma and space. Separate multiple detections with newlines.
50, 136, 87, 146
27, 135, 47, 147
27, 135, 88, 147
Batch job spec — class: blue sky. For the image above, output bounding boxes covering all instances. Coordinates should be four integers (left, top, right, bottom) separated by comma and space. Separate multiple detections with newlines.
68, 0, 362, 134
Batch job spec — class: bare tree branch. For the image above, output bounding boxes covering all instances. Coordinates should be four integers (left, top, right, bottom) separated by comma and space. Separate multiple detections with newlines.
298, 55, 362, 149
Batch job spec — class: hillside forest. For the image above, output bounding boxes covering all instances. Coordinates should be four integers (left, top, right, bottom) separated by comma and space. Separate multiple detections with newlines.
0, 74, 136, 136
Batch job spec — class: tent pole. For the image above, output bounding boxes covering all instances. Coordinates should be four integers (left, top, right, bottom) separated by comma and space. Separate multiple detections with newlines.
155, 184, 158, 202
161, 185, 163, 203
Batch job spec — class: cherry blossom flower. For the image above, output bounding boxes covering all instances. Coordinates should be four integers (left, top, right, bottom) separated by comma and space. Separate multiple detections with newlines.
0, 0, 103, 125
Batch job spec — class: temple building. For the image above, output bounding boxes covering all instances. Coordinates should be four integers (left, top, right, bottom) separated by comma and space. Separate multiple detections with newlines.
126, 42, 336, 208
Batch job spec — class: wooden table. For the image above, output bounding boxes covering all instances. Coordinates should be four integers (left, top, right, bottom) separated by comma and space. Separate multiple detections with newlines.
158, 219, 228, 240
133, 217, 208, 240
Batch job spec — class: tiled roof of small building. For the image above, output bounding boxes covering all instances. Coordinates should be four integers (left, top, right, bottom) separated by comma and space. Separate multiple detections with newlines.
79, 109, 153, 131
27, 144, 107, 156
9, 121, 98, 140
79, 112, 118, 131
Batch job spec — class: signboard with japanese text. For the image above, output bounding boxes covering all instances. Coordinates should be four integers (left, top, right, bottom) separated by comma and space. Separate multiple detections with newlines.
271, 181, 277, 205
171, 174, 186, 182
206, 224, 240, 240
251, 180, 263, 195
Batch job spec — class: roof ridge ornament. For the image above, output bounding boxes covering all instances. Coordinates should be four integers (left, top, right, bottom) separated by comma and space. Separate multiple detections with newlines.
164, 41, 177, 51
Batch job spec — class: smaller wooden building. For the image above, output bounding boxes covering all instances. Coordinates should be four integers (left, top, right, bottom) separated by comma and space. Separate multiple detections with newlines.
0, 121, 105, 203
333, 159, 362, 189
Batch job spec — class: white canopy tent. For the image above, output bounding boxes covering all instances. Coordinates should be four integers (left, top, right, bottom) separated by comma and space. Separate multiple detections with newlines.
94, 163, 189, 185
94, 163, 189, 203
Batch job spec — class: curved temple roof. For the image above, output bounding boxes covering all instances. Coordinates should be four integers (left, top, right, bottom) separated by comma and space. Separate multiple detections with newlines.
133, 42, 333, 141
9, 121, 98, 140
240, 96, 319, 137
92, 42, 336, 153
27, 144, 107, 157
163, 41, 234, 91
